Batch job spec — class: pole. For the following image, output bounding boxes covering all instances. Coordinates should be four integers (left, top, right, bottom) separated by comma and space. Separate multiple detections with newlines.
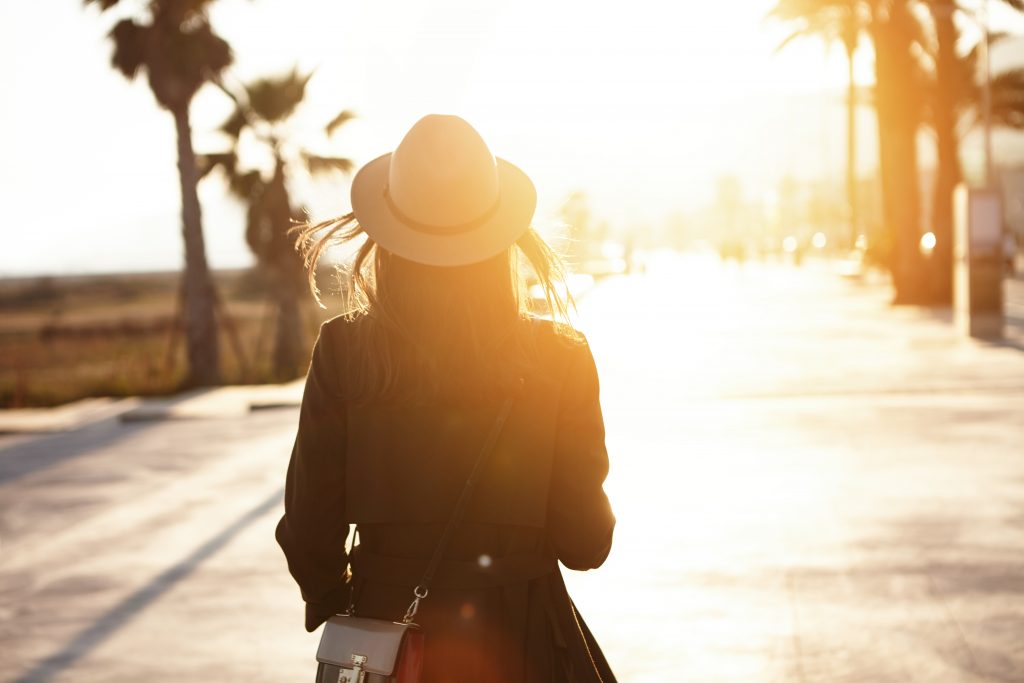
981, 0, 994, 186
846, 38, 858, 250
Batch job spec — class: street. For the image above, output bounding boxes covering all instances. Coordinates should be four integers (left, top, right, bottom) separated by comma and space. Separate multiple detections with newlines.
3, 256, 1024, 682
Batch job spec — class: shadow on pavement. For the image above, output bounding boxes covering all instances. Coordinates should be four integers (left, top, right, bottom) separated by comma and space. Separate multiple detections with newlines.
0, 418, 152, 486
11, 487, 283, 683
0, 383, 304, 486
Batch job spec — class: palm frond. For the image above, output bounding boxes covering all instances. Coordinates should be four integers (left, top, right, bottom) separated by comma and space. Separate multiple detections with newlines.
183, 0, 218, 13
775, 26, 813, 53
196, 154, 266, 202
303, 153, 356, 176
231, 170, 265, 200
326, 109, 356, 136
188, 22, 233, 80
219, 107, 247, 139
109, 19, 148, 79
955, 32, 1012, 110
977, 31, 1011, 54
992, 67, 1024, 129
768, 0, 865, 52
769, 0, 862, 22
768, 0, 827, 22
963, 31, 1009, 73
195, 151, 237, 181
171, 0, 257, 18
245, 68, 313, 124
83, 0, 120, 10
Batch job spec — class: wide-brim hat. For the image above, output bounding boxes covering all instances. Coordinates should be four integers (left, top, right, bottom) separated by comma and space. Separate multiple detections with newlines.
350, 114, 537, 267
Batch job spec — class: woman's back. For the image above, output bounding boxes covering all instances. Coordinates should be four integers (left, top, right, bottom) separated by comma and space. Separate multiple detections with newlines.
275, 114, 616, 682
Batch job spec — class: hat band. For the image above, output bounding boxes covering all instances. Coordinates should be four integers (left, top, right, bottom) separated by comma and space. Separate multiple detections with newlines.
383, 187, 502, 236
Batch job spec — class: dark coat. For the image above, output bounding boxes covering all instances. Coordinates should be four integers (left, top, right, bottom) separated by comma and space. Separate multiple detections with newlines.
275, 315, 616, 682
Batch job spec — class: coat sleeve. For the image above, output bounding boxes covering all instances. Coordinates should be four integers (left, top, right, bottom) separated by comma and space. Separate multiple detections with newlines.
547, 336, 616, 571
275, 321, 351, 632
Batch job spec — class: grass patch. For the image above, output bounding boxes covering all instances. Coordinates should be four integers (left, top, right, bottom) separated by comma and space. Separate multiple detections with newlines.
0, 267, 347, 408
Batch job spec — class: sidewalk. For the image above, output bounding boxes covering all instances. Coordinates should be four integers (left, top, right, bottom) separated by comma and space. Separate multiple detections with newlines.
572, 258, 1024, 681
0, 380, 304, 434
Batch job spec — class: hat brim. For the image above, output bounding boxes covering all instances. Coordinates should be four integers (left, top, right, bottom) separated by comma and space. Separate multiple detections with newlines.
350, 153, 537, 267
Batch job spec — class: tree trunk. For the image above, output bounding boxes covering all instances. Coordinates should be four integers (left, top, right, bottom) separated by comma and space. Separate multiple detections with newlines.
846, 41, 858, 250
929, 2, 960, 305
266, 160, 306, 379
173, 104, 221, 386
273, 278, 305, 381
872, 2, 927, 304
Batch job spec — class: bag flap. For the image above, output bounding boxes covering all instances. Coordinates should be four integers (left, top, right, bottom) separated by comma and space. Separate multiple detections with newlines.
316, 616, 415, 675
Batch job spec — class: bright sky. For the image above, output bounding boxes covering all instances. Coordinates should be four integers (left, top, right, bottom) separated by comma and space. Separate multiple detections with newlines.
1, 0, 1023, 276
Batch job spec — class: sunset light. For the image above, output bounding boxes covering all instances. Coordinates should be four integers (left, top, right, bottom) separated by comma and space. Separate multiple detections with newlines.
1, 0, 916, 275
3, 0, 1024, 680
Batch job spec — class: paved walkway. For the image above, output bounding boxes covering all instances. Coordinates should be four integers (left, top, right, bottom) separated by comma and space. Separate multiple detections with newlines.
573, 258, 1024, 681
1, 257, 1022, 682
0, 382, 304, 435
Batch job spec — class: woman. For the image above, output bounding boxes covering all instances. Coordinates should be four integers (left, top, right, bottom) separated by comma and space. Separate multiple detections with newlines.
276, 115, 616, 682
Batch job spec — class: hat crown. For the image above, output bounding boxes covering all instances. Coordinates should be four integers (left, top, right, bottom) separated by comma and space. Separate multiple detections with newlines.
387, 115, 500, 228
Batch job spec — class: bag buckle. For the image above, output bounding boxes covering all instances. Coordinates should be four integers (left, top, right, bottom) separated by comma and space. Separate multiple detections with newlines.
402, 585, 429, 624
337, 654, 367, 683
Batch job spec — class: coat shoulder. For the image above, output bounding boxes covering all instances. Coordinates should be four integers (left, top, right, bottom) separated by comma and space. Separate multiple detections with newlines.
320, 312, 365, 338
524, 315, 589, 352
523, 317, 594, 379
316, 313, 369, 356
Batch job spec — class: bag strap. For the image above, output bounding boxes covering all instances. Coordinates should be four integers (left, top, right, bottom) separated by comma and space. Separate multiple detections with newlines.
402, 381, 521, 623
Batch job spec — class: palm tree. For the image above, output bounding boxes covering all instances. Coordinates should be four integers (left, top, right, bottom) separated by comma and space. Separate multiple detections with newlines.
922, 0, 1024, 304
771, 0, 869, 250
199, 69, 355, 379
922, 0, 962, 304
85, 0, 231, 386
772, 0, 932, 304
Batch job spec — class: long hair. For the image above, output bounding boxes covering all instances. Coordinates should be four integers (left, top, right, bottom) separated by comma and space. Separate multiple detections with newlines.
289, 213, 579, 402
